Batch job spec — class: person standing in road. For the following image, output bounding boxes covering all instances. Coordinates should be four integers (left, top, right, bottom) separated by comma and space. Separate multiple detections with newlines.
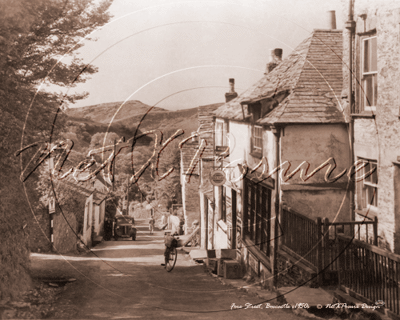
104, 216, 112, 241
169, 210, 180, 236
149, 216, 155, 234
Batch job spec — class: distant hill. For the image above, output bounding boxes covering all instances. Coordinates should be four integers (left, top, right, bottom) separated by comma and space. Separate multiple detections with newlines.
61, 100, 224, 191
65, 100, 208, 141
63, 100, 225, 158
115, 108, 199, 136
65, 100, 167, 124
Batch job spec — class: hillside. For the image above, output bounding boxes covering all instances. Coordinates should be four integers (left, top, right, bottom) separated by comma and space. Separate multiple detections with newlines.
65, 100, 203, 141
115, 108, 199, 137
65, 100, 167, 124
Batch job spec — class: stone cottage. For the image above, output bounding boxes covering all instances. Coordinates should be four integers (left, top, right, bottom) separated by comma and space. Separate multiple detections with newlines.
180, 102, 223, 236
208, 28, 351, 281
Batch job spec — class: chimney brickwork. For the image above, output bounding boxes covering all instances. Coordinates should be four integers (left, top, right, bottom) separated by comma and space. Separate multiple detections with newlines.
327, 10, 337, 29
225, 78, 238, 103
265, 48, 283, 74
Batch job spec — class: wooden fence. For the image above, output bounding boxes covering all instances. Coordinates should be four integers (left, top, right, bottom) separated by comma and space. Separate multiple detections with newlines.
319, 217, 378, 278
281, 207, 319, 268
281, 207, 378, 286
337, 235, 400, 317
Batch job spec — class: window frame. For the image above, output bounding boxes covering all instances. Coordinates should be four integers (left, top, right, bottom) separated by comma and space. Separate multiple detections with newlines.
243, 178, 271, 256
251, 125, 263, 157
356, 158, 378, 210
360, 35, 378, 112
215, 119, 224, 147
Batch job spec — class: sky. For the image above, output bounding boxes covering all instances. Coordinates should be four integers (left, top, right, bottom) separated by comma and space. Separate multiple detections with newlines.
66, 0, 345, 111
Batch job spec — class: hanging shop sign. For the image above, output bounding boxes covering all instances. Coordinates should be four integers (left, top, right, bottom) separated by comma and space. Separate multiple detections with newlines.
209, 169, 226, 186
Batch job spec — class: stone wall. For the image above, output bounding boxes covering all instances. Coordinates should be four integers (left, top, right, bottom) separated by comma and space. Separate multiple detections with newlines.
53, 207, 78, 254
28, 206, 78, 254
28, 208, 51, 253
340, 0, 400, 253
276, 252, 318, 288
283, 189, 350, 222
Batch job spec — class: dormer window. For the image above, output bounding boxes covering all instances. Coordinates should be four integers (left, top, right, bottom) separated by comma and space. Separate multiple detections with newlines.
248, 102, 262, 121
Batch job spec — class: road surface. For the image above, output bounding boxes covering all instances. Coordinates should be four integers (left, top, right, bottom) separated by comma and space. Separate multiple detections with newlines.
30, 219, 307, 319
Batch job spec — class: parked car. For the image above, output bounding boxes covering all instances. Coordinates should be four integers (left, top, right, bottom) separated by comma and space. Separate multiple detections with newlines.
114, 216, 136, 240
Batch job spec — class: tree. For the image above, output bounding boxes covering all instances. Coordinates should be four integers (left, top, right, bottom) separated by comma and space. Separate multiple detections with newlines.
89, 132, 120, 152
0, 0, 113, 299
1, 0, 113, 142
150, 139, 182, 209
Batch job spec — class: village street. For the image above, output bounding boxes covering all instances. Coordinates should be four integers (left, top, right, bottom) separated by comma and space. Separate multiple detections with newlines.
29, 220, 306, 320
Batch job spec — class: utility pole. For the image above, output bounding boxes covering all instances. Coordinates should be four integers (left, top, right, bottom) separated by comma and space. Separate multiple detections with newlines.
126, 176, 129, 216
48, 143, 55, 252
112, 138, 116, 192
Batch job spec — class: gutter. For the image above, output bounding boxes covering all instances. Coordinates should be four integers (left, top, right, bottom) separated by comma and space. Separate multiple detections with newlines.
345, 0, 356, 221
271, 125, 280, 287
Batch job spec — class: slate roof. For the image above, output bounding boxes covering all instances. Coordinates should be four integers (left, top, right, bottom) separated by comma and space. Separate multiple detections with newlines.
61, 174, 108, 204
215, 29, 344, 125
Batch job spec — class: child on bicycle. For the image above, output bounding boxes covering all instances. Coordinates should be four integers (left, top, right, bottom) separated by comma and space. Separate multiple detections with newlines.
161, 232, 178, 268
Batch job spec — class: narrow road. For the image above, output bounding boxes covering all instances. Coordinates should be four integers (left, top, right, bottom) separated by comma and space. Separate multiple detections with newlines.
31, 219, 306, 319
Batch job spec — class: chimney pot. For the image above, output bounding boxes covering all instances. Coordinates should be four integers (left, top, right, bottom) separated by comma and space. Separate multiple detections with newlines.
327, 10, 337, 29
269, 48, 283, 62
225, 78, 238, 102
266, 48, 283, 74
274, 48, 283, 61
229, 78, 235, 93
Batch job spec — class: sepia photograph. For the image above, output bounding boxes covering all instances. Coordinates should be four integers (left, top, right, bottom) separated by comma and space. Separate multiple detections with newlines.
0, 0, 398, 319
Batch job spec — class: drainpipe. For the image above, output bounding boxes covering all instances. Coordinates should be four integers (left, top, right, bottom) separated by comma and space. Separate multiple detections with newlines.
345, 0, 356, 221
271, 125, 280, 287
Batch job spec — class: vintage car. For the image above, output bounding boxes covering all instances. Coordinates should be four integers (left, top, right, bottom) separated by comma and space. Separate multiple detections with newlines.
114, 215, 136, 240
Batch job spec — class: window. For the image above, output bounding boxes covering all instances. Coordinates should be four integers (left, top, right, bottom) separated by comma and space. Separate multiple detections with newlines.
215, 120, 224, 147
221, 186, 226, 222
215, 119, 229, 156
357, 158, 378, 209
215, 119, 229, 147
251, 125, 263, 155
243, 178, 271, 255
361, 36, 377, 111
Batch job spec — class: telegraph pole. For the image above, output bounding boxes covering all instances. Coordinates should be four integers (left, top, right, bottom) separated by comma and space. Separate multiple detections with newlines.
112, 139, 116, 192
48, 143, 55, 252
126, 176, 129, 216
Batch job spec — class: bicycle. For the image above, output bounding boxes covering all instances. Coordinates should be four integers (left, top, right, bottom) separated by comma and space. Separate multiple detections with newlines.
163, 232, 178, 272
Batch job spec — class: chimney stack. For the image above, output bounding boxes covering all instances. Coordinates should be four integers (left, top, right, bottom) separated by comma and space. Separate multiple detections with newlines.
225, 78, 238, 102
265, 48, 283, 74
327, 10, 337, 29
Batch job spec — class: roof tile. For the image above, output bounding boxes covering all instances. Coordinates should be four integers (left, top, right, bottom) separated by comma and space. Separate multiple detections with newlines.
215, 30, 344, 124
